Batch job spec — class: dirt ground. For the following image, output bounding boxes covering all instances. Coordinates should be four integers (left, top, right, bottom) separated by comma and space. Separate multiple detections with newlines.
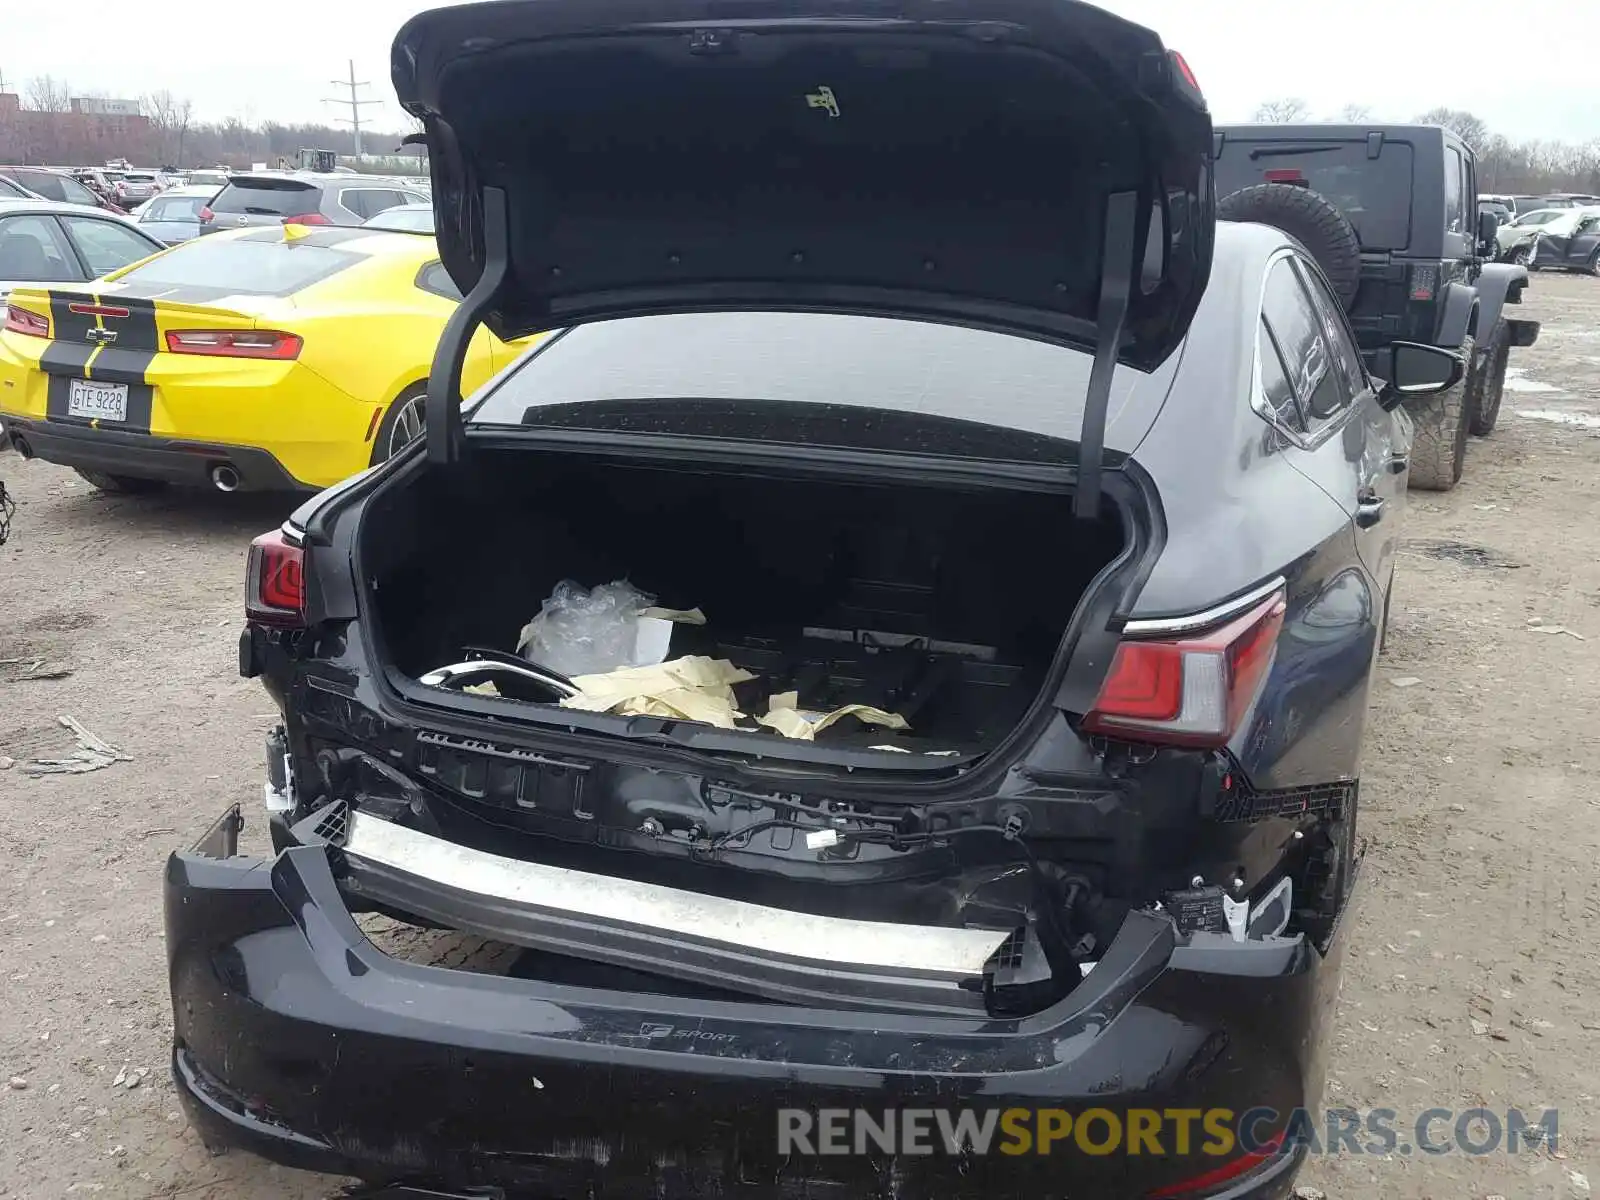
1, 274, 1598, 1199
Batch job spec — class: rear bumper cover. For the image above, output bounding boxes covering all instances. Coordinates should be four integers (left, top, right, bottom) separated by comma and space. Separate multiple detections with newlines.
166, 807, 1355, 1199
5, 417, 307, 490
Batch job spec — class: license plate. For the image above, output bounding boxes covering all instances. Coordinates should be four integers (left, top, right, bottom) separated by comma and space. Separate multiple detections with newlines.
67, 379, 128, 422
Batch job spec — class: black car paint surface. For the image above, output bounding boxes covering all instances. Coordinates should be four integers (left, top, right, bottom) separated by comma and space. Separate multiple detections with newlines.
174, 222, 1383, 1197
165, 1, 1398, 1195
170, 813, 1345, 1198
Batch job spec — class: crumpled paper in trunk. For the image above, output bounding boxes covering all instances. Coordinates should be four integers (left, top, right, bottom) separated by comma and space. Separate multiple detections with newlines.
559, 655, 756, 728
756, 690, 910, 741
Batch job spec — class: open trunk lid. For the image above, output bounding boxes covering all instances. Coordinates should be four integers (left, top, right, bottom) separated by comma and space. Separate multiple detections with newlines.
392, 0, 1215, 513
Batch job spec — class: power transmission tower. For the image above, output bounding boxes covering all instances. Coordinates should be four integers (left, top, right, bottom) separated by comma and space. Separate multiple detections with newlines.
323, 60, 382, 159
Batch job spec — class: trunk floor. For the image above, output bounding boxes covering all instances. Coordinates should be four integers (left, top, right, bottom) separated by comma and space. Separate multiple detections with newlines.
671, 624, 1037, 752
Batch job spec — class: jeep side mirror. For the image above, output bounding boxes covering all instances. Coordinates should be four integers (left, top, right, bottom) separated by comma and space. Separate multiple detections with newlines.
1476, 209, 1501, 252
1376, 342, 1465, 410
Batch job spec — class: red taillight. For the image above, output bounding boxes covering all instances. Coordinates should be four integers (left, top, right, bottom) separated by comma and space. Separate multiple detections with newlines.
3, 305, 49, 338
1145, 1131, 1287, 1199
246, 529, 306, 626
1170, 50, 1199, 91
1083, 587, 1287, 749
198, 205, 214, 223
165, 329, 303, 360
1263, 168, 1306, 184
281, 212, 332, 226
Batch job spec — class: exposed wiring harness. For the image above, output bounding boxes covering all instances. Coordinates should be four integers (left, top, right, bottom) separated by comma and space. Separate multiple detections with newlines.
705, 810, 1034, 859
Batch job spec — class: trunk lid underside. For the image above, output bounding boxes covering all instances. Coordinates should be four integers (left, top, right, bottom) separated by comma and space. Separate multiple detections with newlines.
392, 0, 1216, 503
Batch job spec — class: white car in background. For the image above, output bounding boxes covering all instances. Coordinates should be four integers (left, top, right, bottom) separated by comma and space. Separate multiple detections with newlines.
1495, 208, 1572, 264
131, 184, 224, 246
0, 200, 164, 306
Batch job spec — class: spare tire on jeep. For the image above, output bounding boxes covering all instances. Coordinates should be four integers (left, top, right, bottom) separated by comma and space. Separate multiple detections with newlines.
1218, 184, 1362, 307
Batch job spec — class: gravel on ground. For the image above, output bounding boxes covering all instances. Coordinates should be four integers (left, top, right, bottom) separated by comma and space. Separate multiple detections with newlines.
2, 275, 1599, 1199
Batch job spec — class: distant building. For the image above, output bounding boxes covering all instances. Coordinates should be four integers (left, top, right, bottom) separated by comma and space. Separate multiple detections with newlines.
1, 98, 153, 165
71, 97, 141, 117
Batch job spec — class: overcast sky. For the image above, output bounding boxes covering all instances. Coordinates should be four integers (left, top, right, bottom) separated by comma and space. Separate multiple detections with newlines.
2, 0, 1593, 144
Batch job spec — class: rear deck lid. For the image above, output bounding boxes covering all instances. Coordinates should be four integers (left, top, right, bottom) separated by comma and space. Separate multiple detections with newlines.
394, 0, 1213, 359
393, 0, 1215, 510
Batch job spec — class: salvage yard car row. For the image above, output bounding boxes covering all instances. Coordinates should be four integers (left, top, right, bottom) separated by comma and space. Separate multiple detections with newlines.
0, 2, 1591, 1197
1, 223, 533, 491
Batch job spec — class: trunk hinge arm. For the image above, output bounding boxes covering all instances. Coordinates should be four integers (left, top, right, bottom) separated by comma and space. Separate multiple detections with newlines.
1074, 190, 1137, 522
426, 184, 511, 467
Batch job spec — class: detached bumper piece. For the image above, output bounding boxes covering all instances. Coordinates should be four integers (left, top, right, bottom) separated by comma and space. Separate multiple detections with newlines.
167, 805, 1351, 1199
325, 804, 1009, 1018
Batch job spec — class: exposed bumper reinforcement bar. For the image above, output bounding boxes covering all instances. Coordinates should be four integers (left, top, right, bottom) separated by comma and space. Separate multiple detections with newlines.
338, 810, 1011, 1016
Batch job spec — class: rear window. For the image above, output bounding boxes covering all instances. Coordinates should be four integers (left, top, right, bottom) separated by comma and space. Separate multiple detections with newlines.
468, 311, 1153, 451
10, 170, 66, 201
112, 237, 356, 296
1215, 139, 1415, 251
147, 196, 207, 222
210, 180, 322, 217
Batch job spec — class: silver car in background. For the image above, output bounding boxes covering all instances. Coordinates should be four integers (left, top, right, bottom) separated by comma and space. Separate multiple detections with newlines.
197, 172, 428, 233
0, 198, 165, 305
111, 171, 163, 206
360, 202, 435, 233
133, 184, 223, 246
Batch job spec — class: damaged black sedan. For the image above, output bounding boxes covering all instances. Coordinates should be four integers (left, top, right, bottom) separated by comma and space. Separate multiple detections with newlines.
165, 0, 1466, 1196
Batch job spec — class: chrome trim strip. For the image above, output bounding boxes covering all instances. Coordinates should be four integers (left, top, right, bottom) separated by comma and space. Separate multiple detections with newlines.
343, 812, 1011, 976
1122, 575, 1287, 637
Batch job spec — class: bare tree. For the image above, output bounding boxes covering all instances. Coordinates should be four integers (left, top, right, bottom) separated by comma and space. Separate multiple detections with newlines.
142, 90, 194, 165
1338, 104, 1373, 122
1252, 98, 1310, 124
1416, 107, 1489, 150
1476, 133, 1519, 191
24, 75, 72, 113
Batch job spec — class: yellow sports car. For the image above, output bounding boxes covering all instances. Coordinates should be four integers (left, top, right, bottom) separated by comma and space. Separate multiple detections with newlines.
0, 225, 534, 492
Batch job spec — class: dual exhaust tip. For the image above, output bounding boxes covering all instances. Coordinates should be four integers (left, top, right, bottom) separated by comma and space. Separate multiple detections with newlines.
5, 432, 240, 493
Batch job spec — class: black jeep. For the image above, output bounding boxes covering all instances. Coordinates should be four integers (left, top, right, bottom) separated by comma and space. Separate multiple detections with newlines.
1214, 123, 1540, 491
